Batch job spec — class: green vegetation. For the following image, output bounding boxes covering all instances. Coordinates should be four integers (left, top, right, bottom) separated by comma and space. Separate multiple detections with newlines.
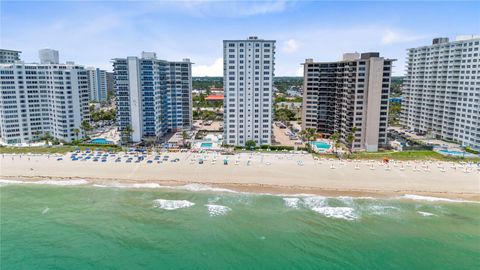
245, 140, 256, 150
90, 108, 116, 122
193, 109, 220, 121
464, 147, 479, 155
274, 77, 303, 94
274, 108, 296, 122
388, 102, 401, 126
192, 77, 223, 93
234, 144, 307, 152
390, 76, 403, 97
193, 93, 223, 108
348, 150, 478, 162
0, 144, 121, 154
275, 96, 302, 103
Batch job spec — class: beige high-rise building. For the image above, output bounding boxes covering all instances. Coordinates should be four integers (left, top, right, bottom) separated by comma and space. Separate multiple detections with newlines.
302, 53, 394, 152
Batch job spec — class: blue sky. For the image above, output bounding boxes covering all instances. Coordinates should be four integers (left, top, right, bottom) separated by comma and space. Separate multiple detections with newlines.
1, 1, 479, 76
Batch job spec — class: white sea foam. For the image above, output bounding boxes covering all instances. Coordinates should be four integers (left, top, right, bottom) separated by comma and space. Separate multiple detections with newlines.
205, 204, 231, 216
0, 179, 88, 186
153, 199, 195, 210
283, 198, 301, 209
417, 211, 436, 217
42, 207, 50, 214
132, 183, 162, 189
400, 194, 470, 203
312, 207, 358, 220
175, 183, 237, 193
302, 196, 327, 209
34, 179, 88, 186
367, 205, 400, 215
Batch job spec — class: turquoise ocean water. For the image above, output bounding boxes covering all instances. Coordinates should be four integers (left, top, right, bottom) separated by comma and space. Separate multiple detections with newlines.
1, 183, 479, 269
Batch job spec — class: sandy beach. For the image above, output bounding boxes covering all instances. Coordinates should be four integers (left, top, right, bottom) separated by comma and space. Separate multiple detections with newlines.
1, 151, 479, 200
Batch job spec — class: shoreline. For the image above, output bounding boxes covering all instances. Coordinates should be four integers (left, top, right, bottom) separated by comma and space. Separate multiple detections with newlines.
1, 152, 479, 202
2, 175, 479, 202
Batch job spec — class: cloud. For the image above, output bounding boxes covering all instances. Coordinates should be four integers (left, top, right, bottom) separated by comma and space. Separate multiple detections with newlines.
381, 30, 426, 45
295, 66, 303, 76
282, 39, 299, 53
156, 0, 292, 18
192, 58, 223, 77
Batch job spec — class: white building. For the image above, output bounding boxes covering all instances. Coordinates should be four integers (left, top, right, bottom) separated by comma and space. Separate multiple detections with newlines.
0, 49, 21, 64
0, 62, 90, 144
302, 53, 394, 152
87, 67, 108, 102
401, 36, 480, 150
39, 49, 60, 64
113, 53, 193, 142
223, 36, 276, 146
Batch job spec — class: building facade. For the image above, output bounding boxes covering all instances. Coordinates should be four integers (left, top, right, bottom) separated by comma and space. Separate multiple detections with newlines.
87, 67, 108, 102
0, 62, 90, 144
302, 53, 394, 152
401, 36, 480, 150
113, 52, 192, 142
223, 36, 275, 146
39, 49, 60, 64
0, 49, 21, 64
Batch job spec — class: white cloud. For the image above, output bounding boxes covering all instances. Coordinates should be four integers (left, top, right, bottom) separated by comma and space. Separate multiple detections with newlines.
157, 0, 292, 18
381, 30, 426, 45
295, 66, 303, 76
192, 58, 223, 77
282, 39, 299, 53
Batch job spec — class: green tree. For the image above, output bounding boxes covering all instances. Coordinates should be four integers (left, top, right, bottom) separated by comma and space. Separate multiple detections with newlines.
245, 140, 256, 150
41, 132, 53, 145
181, 130, 189, 147
80, 120, 93, 138
122, 126, 133, 144
73, 128, 80, 141
330, 131, 340, 154
346, 127, 357, 154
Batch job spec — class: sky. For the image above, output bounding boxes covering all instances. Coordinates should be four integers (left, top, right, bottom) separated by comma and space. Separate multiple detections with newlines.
1, 0, 479, 76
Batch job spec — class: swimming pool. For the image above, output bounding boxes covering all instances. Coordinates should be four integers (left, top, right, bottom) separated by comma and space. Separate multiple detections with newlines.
311, 141, 331, 150
90, 138, 113, 145
438, 149, 475, 157
200, 142, 213, 148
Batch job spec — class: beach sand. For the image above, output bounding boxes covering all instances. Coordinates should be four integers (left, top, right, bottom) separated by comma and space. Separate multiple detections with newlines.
1, 152, 479, 200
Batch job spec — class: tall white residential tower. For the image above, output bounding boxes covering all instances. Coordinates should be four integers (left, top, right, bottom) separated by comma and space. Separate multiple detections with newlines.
0, 61, 90, 144
39, 49, 60, 64
401, 36, 480, 150
113, 52, 192, 142
87, 67, 108, 102
223, 36, 275, 146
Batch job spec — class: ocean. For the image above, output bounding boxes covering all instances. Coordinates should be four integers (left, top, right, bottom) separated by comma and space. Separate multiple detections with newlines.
1, 183, 479, 270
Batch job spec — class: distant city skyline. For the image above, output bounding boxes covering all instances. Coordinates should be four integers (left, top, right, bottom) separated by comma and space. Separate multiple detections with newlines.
1, 1, 479, 76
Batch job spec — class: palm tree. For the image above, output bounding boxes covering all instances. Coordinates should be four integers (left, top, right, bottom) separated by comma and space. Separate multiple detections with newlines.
73, 128, 80, 141
33, 130, 41, 142
122, 126, 133, 145
41, 132, 53, 146
80, 120, 92, 138
330, 131, 340, 154
346, 127, 357, 154
181, 130, 189, 147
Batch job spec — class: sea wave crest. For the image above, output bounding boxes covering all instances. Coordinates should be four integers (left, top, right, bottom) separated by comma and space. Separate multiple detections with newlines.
400, 194, 470, 203
311, 207, 358, 220
205, 204, 231, 216
283, 198, 301, 209
153, 199, 195, 210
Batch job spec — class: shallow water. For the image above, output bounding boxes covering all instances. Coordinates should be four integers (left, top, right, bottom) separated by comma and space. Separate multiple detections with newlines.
1, 184, 479, 270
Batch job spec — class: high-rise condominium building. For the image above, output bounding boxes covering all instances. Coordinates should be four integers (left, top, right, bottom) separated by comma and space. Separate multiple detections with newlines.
112, 52, 192, 142
87, 67, 108, 102
223, 36, 275, 146
0, 49, 21, 63
401, 36, 480, 150
0, 61, 90, 144
302, 53, 394, 152
39, 49, 60, 64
